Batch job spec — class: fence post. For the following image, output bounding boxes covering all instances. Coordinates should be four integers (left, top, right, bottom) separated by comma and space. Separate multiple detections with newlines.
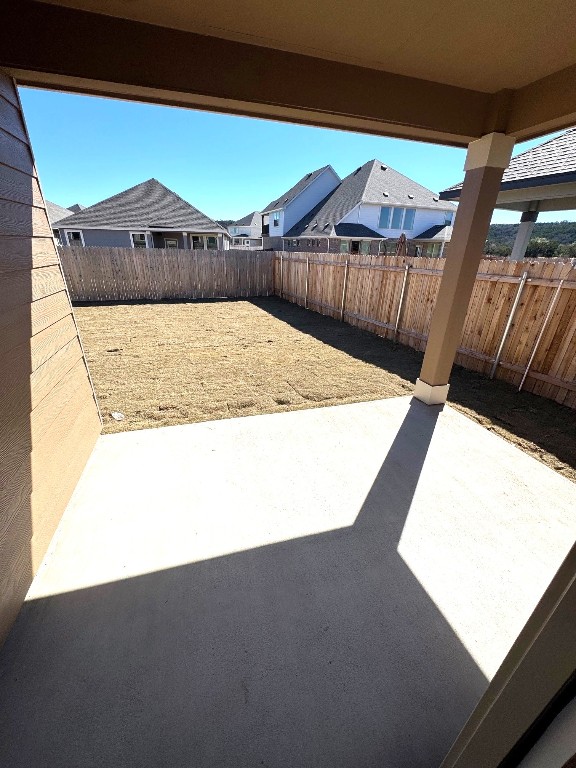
340, 260, 349, 321
280, 252, 284, 299
518, 279, 565, 391
489, 270, 528, 379
393, 264, 410, 341
305, 255, 310, 309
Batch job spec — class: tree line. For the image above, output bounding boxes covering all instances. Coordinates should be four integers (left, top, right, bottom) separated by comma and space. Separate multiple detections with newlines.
485, 221, 576, 257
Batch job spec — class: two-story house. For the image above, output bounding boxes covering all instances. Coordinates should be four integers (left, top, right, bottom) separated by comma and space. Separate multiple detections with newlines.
228, 211, 263, 249
279, 160, 456, 255
260, 165, 341, 247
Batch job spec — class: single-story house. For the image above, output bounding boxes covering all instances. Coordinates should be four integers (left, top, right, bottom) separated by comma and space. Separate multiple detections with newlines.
50, 178, 229, 250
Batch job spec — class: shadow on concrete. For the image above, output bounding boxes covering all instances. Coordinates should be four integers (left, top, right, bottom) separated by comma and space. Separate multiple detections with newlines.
0, 400, 487, 768
249, 296, 576, 476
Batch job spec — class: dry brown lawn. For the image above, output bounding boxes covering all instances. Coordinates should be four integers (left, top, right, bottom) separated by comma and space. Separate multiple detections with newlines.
74, 297, 576, 482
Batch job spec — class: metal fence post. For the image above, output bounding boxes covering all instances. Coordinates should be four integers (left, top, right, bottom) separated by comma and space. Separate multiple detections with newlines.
519, 279, 565, 391
340, 260, 349, 321
305, 255, 310, 309
393, 264, 410, 340
490, 270, 528, 378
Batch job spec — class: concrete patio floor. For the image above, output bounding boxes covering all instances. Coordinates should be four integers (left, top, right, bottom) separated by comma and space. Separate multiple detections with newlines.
1, 397, 575, 768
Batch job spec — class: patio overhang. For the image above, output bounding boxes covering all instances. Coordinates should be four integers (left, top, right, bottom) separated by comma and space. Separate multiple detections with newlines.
1, 3, 576, 767
2, 2, 576, 147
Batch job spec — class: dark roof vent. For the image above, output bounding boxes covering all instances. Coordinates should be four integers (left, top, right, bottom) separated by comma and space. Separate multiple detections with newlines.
381, 165, 387, 171
353, 167, 361, 175
305, 172, 312, 179
433, 196, 439, 201
408, 194, 414, 199
283, 198, 289, 204
383, 191, 389, 197
323, 223, 330, 229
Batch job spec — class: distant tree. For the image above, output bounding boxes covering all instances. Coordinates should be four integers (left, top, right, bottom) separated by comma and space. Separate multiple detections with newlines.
525, 237, 560, 258
555, 242, 576, 258
217, 219, 234, 227
484, 240, 511, 257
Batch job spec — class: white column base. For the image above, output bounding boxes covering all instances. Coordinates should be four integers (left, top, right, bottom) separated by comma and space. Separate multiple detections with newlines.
414, 378, 449, 405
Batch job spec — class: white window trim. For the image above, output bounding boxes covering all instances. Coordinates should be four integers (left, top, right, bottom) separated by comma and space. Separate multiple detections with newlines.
64, 229, 85, 246
164, 237, 179, 248
129, 231, 149, 248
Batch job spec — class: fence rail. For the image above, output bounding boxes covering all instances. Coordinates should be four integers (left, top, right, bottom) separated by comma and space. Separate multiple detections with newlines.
275, 253, 576, 408
58, 246, 275, 301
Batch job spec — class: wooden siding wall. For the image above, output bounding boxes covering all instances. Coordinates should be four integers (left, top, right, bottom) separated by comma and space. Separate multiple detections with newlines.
58, 247, 275, 301
275, 253, 576, 407
0, 71, 101, 645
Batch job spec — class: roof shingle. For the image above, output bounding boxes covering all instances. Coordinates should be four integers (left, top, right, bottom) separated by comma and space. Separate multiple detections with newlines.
285, 160, 453, 238
54, 179, 226, 233
261, 166, 333, 213
441, 127, 576, 198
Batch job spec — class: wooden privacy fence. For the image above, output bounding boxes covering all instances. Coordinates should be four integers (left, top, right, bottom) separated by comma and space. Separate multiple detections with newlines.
59, 247, 275, 301
275, 253, 576, 408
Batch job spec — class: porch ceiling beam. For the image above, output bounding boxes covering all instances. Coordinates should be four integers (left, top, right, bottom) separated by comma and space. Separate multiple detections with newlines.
1, 2, 493, 147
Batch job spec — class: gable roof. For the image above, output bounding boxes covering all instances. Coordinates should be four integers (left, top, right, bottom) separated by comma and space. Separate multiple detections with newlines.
55, 179, 226, 233
46, 200, 74, 226
440, 127, 576, 199
285, 159, 453, 238
232, 211, 260, 227
262, 166, 334, 213
67, 203, 86, 213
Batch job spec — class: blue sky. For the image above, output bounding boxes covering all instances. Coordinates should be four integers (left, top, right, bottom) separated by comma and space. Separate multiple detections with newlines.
20, 87, 575, 225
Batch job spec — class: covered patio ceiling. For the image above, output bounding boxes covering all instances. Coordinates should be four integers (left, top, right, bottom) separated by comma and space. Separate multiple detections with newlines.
3, 0, 576, 146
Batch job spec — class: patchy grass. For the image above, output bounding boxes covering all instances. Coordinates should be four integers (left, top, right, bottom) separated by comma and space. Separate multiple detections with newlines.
74, 297, 576, 482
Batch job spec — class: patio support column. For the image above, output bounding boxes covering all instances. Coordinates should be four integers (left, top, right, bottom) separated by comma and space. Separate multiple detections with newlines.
415, 132, 515, 405
509, 208, 539, 261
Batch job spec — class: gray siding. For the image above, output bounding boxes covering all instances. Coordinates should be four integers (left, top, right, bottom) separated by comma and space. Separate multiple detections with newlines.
62, 228, 133, 247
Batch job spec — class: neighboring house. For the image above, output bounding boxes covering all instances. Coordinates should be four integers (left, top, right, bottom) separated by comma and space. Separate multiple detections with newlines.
46, 200, 75, 243
260, 165, 341, 245
228, 211, 263, 249
53, 179, 229, 250
279, 159, 456, 255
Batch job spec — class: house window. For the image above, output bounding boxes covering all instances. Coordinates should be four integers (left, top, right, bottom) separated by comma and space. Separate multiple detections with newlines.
273, 212, 280, 227
339, 240, 349, 253
52, 229, 61, 244
164, 238, 178, 248
360, 241, 370, 254
379, 206, 392, 228
230, 227, 237, 234
391, 208, 404, 229
350, 241, 361, 254
444, 211, 454, 226
244, 239, 250, 247
233, 238, 242, 245
206, 236, 217, 250
403, 208, 416, 230
66, 230, 84, 246
192, 236, 204, 249
131, 232, 147, 248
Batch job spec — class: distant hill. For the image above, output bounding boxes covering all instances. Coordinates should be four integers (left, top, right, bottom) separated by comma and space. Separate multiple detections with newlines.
485, 221, 576, 257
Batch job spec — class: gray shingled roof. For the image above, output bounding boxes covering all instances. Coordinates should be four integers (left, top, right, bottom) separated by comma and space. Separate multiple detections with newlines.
334, 223, 383, 238
413, 224, 451, 240
46, 200, 74, 226
285, 159, 453, 238
441, 127, 576, 199
261, 166, 333, 213
55, 179, 226, 233
232, 211, 260, 227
